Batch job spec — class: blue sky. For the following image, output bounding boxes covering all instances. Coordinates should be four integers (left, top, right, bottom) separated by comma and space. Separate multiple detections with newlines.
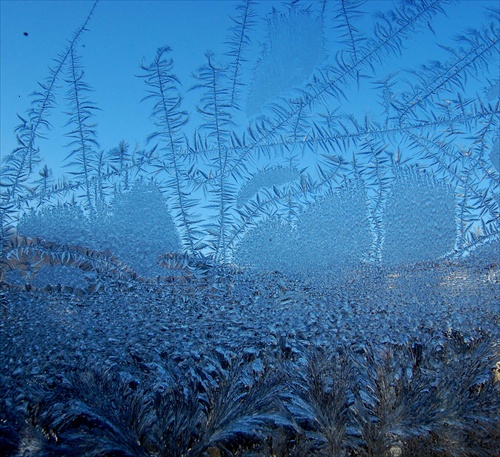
1, 0, 244, 170
1, 0, 498, 180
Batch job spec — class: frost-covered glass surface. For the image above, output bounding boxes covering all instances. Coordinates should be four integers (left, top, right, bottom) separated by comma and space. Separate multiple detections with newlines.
1, 1, 499, 455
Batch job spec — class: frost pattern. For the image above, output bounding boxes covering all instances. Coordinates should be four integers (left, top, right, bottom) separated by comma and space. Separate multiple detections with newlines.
2, 1, 498, 275
484, 78, 500, 100
234, 217, 293, 272
15, 182, 182, 279
235, 183, 370, 277
104, 182, 181, 277
246, 5, 325, 116
236, 166, 300, 207
1, 2, 499, 453
382, 169, 456, 266
31, 264, 88, 289
295, 184, 371, 275
17, 204, 90, 247
490, 137, 500, 173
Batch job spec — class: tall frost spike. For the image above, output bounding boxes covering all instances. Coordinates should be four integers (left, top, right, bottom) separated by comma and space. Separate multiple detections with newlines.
333, 0, 367, 88
64, 47, 100, 215
139, 46, 203, 255
191, 52, 236, 263
225, 0, 257, 109
0, 0, 98, 260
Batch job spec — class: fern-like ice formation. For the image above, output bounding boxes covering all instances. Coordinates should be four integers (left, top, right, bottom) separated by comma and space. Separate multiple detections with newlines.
0, 0, 98, 259
1, 0, 499, 280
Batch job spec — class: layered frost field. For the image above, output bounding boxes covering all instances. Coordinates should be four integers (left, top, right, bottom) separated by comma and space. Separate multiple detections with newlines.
1, 0, 499, 454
